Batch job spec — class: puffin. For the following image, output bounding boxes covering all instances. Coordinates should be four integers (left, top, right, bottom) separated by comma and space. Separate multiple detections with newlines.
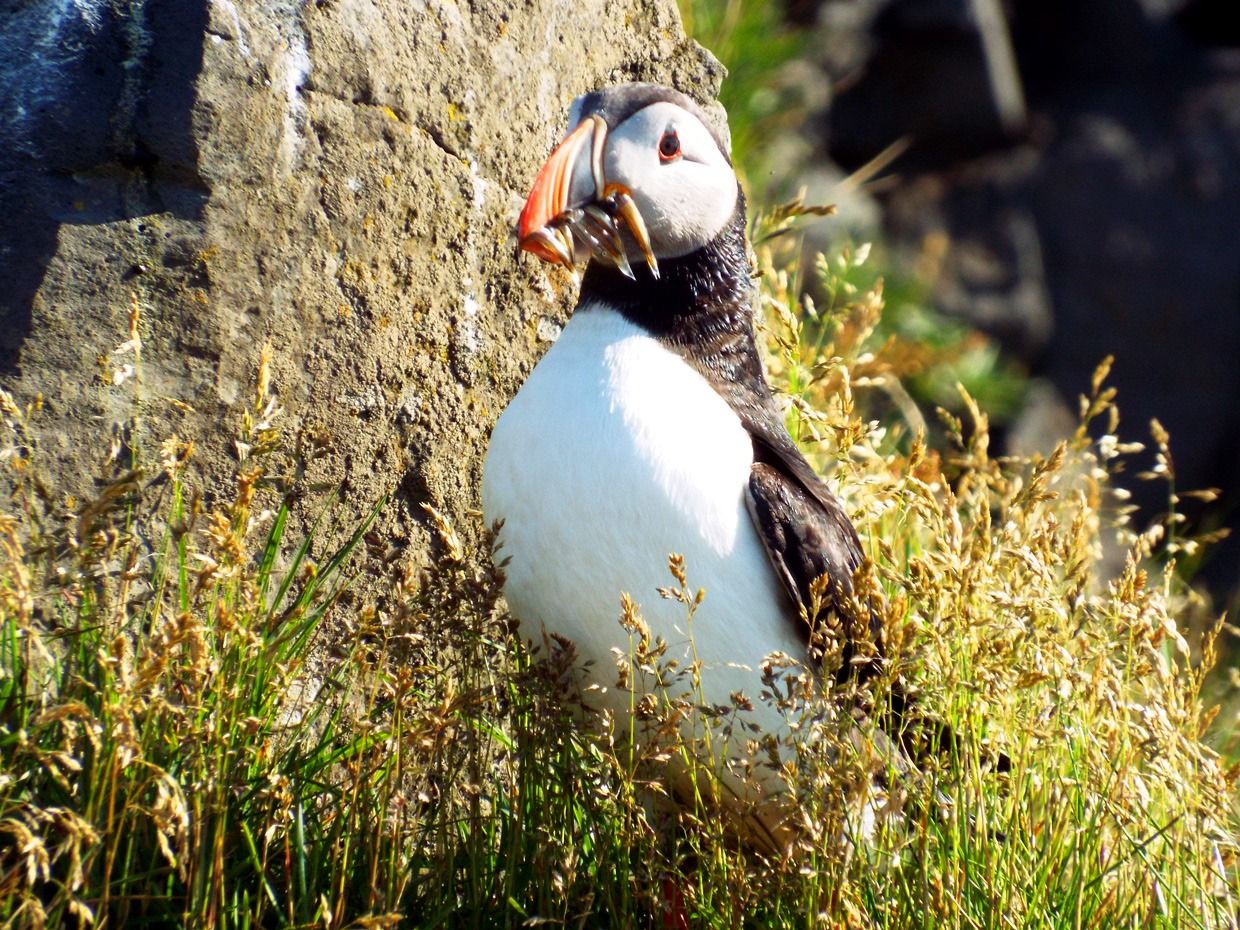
482, 83, 885, 830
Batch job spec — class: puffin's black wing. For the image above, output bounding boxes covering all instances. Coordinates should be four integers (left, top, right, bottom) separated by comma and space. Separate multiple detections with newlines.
739, 404, 883, 681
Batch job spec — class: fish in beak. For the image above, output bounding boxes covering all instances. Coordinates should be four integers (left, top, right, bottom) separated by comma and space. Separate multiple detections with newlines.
516, 115, 659, 280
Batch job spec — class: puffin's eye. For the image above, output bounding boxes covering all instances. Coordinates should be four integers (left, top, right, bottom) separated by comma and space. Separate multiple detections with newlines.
658, 129, 681, 162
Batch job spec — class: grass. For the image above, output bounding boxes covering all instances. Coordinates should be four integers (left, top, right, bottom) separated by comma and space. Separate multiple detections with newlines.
753, 207, 1029, 443
677, 0, 807, 198
2, 212, 1237, 927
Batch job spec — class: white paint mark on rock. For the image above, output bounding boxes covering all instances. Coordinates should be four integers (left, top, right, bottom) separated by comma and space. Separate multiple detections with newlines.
458, 283, 481, 355
339, 387, 384, 415
536, 317, 562, 343
468, 158, 488, 211
71, 0, 105, 31
396, 387, 422, 424
210, 0, 252, 57
281, 27, 310, 169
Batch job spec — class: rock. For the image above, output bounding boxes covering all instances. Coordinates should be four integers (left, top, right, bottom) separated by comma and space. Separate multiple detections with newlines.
823, 0, 1026, 168
0, 0, 721, 570
1004, 379, 1077, 460
881, 147, 1053, 359
1177, 0, 1240, 46
1030, 75, 1240, 588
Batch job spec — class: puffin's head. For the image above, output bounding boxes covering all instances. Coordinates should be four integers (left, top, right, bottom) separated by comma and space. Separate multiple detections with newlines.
517, 84, 738, 279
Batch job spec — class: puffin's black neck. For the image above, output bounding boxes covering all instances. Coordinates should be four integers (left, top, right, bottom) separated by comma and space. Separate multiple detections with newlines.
577, 197, 767, 391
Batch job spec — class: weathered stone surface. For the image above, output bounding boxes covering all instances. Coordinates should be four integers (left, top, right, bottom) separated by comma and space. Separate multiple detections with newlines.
1, 0, 722, 565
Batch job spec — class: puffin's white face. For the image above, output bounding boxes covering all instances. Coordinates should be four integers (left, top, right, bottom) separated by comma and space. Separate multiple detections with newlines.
517, 86, 739, 277
601, 101, 738, 259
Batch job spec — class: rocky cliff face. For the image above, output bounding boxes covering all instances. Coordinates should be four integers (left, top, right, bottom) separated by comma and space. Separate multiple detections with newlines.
0, 0, 721, 560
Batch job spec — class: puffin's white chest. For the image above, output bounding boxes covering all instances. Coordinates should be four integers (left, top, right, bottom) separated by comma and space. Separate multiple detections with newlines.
481, 306, 799, 722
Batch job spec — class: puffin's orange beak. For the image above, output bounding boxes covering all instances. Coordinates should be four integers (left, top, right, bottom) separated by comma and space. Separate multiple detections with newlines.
516, 114, 659, 278
517, 116, 607, 267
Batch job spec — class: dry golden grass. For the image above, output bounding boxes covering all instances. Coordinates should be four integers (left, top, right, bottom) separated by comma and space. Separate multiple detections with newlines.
1, 227, 1237, 928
